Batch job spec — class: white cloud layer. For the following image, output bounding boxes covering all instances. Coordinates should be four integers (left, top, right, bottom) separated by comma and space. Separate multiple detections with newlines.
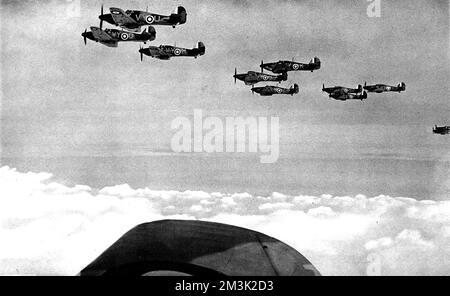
0, 166, 449, 275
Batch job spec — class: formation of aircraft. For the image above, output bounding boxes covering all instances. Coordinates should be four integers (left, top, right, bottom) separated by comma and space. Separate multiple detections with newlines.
234, 69, 287, 86
139, 42, 205, 60
260, 57, 321, 74
364, 82, 406, 93
82, 26, 156, 47
322, 81, 406, 101
99, 5, 187, 31
251, 84, 299, 96
234, 56, 320, 95
433, 125, 450, 135
82, 5, 205, 62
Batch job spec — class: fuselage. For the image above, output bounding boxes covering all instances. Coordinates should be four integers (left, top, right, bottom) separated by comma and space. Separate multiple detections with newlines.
234, 71, 285, 85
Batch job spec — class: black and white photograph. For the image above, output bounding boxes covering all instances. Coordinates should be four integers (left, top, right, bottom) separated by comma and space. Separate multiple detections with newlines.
0, 0, 449, 281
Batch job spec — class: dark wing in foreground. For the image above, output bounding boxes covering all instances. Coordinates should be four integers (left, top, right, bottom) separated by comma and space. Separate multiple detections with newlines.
80, 220, 320, 276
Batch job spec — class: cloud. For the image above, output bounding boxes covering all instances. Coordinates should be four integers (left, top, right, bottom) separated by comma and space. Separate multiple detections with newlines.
0, 166, 449, 275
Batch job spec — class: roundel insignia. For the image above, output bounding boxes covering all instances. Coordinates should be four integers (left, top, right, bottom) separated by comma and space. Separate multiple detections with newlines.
174, 48, 181, 55
263, 76, 268, 80
292, 63, 299, 70
146, 15, 154, 24
276, 88, 282, 93
120, 33, 129, 40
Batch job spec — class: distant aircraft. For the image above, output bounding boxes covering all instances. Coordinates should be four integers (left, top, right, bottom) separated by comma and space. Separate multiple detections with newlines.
81, 26, 156, 47
251, 84, 299, 96
329, 91, 368, 101
260, 57, 320, 74
99, 5, 187, 31
234, 68, 287, 86
433, 125, 450, 135
322, 84, 363, 96
139, 42, 205, 60
363, 82, 406, 93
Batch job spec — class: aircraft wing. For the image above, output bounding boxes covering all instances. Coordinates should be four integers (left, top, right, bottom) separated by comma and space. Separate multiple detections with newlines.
90, 27, 114, 42
149, 47, 171, 59
102, 42, 118, 48
330, 88, 346, 95
110, 8, 139, 26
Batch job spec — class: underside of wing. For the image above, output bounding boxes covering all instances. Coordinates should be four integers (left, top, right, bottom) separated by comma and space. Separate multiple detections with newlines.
101, 41, 118, 47
110, 8, 139, 26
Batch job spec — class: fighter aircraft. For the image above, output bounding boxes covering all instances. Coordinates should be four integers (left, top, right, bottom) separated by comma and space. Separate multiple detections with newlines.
98, 5, 187, 31
260, 57, 320, 74
139, 42, 205, 60
81, 26, 156, 47
432, 125, 450, 135
329, 91, 368, 101
251, 84, 299, 96
363, 82, 406, 93
234, 68, 287, 86
322, 84, 363, 96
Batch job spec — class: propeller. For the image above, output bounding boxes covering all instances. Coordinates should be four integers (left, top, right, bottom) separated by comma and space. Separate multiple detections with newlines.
83, 29, 87, 45
140, 46, 143, 62
260, 60, 264, 73
99, 4, 104, 29
234, 68, 237, 84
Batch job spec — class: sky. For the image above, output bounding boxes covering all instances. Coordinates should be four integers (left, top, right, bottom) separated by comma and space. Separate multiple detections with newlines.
0, 0, 449, 275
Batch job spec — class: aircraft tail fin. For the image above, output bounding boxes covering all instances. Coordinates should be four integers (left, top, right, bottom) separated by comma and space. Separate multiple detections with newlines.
197, 42, 205, 56
145, 26, 156, 40
280, 72, 288, 81
362, 91, 367, 100
178, 6, 187, 24
292, 83, 299, 94
401, 82, 406, 91
357, 84, 362, 93
313, 57, 321, 69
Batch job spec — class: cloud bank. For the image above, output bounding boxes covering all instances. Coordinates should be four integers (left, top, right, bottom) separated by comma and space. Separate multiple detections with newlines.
0, 166, 449, 275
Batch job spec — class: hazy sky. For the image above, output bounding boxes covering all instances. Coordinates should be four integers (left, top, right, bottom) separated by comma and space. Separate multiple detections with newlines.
1, 0, 449, 198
